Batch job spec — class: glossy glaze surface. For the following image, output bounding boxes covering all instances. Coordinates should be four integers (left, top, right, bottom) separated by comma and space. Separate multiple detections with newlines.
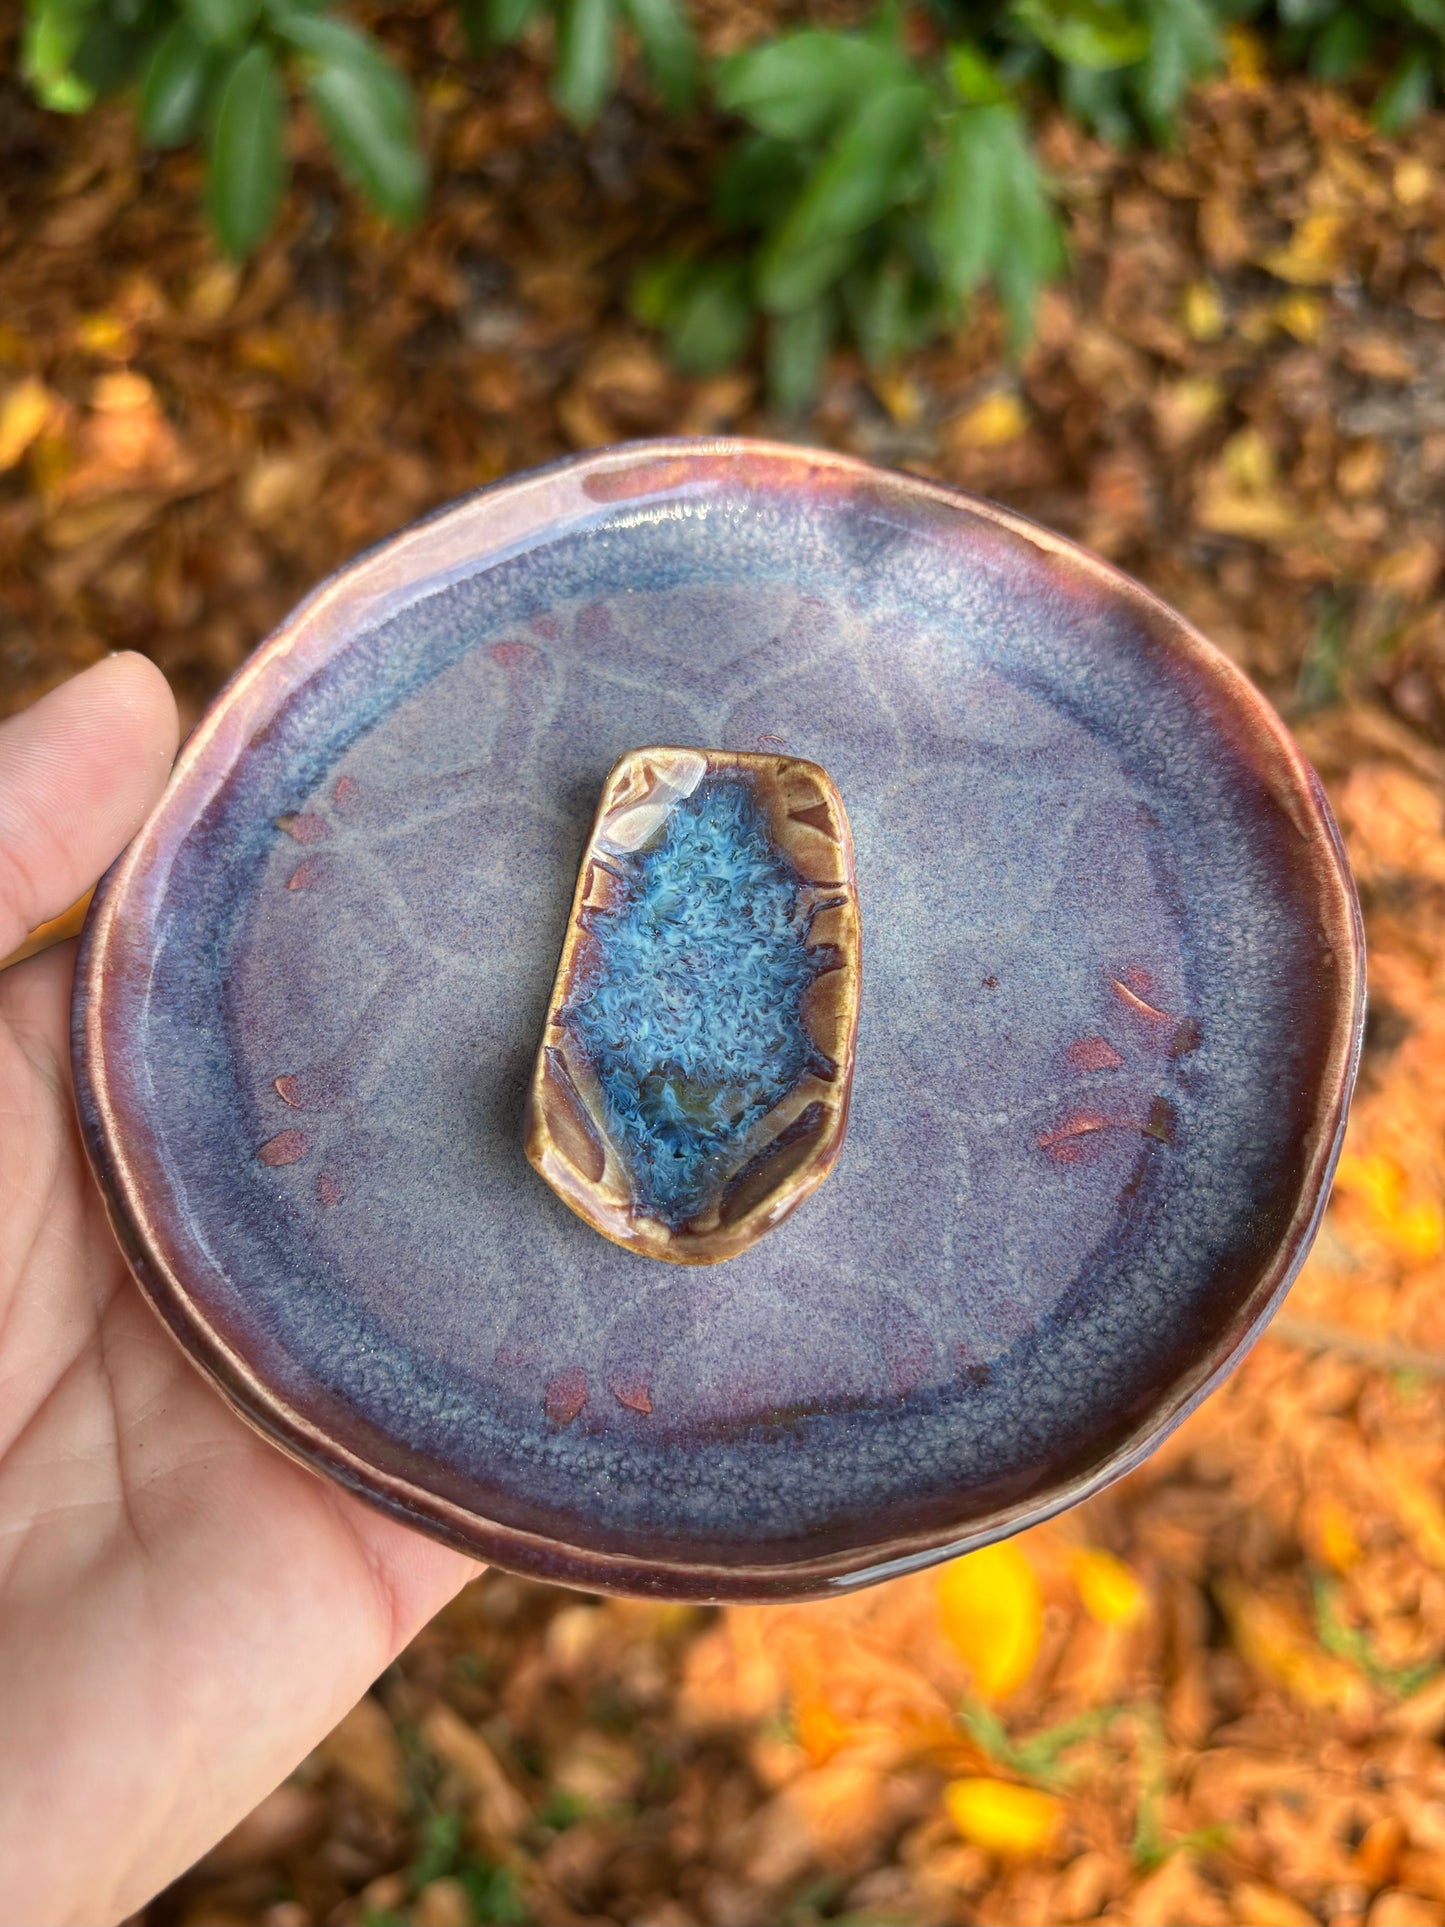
525, 747, 861, 1265
73, 440, 1363, 1600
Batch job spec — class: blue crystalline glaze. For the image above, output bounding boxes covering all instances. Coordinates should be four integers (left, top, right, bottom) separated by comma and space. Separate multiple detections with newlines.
562, 776, 827, 1226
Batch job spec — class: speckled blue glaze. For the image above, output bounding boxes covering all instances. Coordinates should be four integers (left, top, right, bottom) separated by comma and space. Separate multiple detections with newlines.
72, 441, 1363, 1600
564, 774, 828, 1225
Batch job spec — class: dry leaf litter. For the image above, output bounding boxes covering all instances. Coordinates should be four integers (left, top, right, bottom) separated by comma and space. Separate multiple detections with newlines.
4, 15, 1445, 1926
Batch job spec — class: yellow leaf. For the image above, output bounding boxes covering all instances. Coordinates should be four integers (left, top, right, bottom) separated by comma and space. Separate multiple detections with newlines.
873, 372, 925, 428
1221, 427, 1277, 492
1275, 292, 1325, 343
944, 1777, 1063, 1856
1335, 1150, 1405, 1216
74, 312, 136, 358
1395, 158, 1432, 207
949, 391, 1028, 450
1195, 483, 1302, 543
1224, 22, 1266, 86
1182, 281, 1225, 343
1263, 212, 1344, 287
1218, 1581, 1369, 1717
0, 376, 58, 471
1071, 1547, 1147, 1627
937, 1542, 1043, 1700
1334, 1153, 1444, 1260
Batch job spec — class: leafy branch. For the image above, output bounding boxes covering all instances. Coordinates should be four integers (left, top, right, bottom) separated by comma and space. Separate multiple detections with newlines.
17, 0, 1445, 397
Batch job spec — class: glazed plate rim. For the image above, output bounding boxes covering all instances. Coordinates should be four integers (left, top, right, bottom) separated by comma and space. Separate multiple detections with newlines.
72, 437, 1366, 1600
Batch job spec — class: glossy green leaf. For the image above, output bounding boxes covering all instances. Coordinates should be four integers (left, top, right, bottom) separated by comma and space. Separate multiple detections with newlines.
1399, 0, 1445, 37
717, 32, 911, 142
929, 104, 1006, 299
1061, 60, 1135, 143
844, 253, 932, 367
631, 256, 694, 327
1138, 0, 1219, 132
183, 0, 261, 51
1010, 0, 1151, 71
1374, 46, 1434, 131
631, 258, 754, 372
553, 0, 618, 126
991, 112, 1065, 351
767, 82, 932, 259
712, 134, 808, 231
457, 0, 544, 50
21, 0, 102, 111
767, 298, 834, 414
1308, 7, 1374, 80
946, 42, 1011, 104
71, 9, 155, 95
141, 15, 221, 145
669, 264, 755, 373
755, 232, 858, 314
277, 13, 427, 222
206, 40, 286, 256
620, 0, 695, 112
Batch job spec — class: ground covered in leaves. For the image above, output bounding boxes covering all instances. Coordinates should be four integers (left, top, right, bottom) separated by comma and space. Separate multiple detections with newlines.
6, 17, 1445, 1927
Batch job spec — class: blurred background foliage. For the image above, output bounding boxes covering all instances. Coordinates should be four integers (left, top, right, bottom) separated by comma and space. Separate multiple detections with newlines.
15, 0, 1445, 402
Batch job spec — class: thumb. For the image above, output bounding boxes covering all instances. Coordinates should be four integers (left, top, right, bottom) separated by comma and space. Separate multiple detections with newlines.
0, 655, 178, 960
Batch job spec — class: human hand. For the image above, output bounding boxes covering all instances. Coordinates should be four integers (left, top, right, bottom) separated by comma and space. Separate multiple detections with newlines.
0, 657, 477, 1926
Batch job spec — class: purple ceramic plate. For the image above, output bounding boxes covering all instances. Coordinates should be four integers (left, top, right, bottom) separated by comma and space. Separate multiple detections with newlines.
73, 440, 1364, 1602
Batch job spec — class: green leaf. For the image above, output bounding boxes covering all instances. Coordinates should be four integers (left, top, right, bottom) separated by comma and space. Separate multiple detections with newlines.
766, 81, 932, 260
1399, 0, 1445, 38
276, 14, 427, 223
929, 104, 1007, 299
631, 258, 751, 373
457, 0, 544, 50
21, 0, 103, 111
767, 298, 834, 414
553, 0, 618, 126
183, 0, 261, 50
843, 253, 933, 367
1308, 7, 1374, 81
992, 113, 1064, 352
141, 15, 221, 145
206, 40, 287, 256
670, 265, 755, 373
632, 258, 754, 373
946, 42, 1011, 103
1010, 0, 1151, 71
619, 0, 695, 112
716, 31, 911, 142
1061, 60, 1136, 143
1374, 45, 1435, 132
713, 134, 808, 231
756, 232, 858, 314
71, 9, 156, 96
1137, 0, 1219, 131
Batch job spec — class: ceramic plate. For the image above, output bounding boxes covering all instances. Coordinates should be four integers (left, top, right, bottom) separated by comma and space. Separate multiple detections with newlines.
73, 440, 1364, 1601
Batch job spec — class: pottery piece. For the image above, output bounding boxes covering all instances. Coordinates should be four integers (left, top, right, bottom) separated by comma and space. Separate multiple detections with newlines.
525, 746, 861, 1265
72, 439, 1363, 1602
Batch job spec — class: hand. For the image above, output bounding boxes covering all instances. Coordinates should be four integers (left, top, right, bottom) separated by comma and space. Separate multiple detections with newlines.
0, 657, 476, 1926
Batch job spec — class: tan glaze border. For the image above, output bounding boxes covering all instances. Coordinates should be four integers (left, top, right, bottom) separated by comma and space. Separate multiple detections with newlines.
77, 439, 1365, 1603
